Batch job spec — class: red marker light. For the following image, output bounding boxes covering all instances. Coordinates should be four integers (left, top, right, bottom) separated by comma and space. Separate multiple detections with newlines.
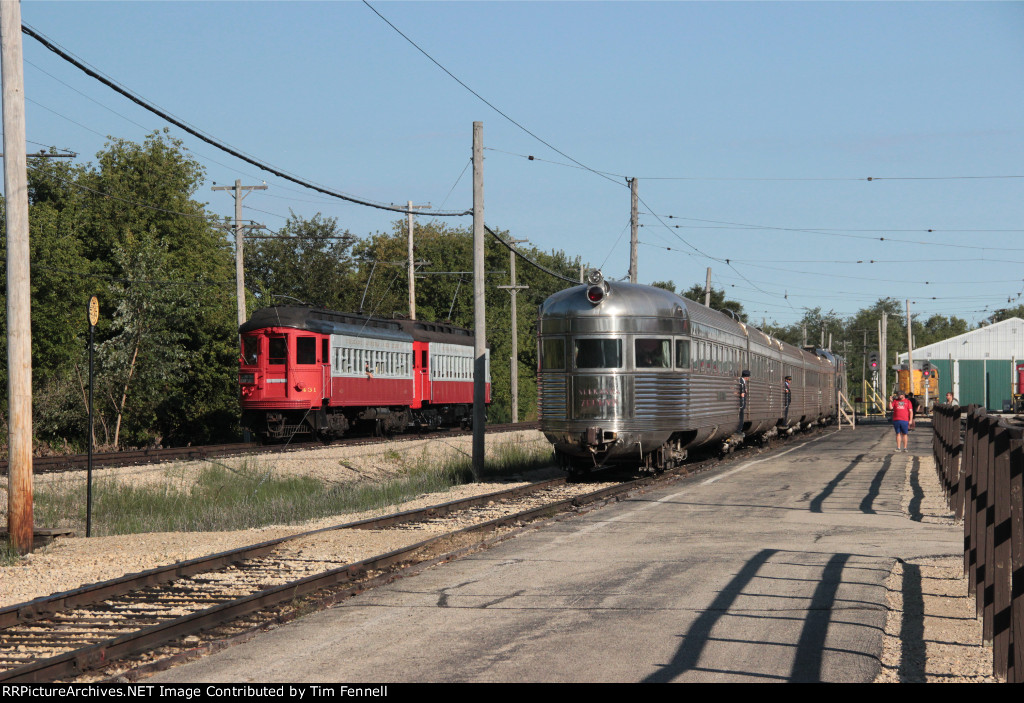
587, 285, 605, 304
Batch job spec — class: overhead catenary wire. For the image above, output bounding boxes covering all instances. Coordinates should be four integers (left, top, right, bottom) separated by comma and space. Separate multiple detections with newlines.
640, 214, 1024, 251
485, 225, 579, 285
362, 1, 623, 190
486, 146, 1024, 182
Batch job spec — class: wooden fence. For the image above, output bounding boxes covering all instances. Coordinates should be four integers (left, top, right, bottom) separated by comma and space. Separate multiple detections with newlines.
932, 403, 1024, 682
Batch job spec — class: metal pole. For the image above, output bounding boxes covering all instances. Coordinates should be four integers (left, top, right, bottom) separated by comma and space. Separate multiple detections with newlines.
906, 299, 914, 396
880, 312, 888, 402
629, 178, 638, 283
704, 267, 712, 307
472, 122, 486, 481
3, 0, 34, 553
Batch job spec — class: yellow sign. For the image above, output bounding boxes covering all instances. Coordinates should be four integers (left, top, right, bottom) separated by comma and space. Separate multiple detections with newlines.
88, 296, 99, 327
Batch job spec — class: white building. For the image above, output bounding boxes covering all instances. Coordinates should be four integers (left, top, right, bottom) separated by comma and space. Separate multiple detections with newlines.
896, 317, 1024, 410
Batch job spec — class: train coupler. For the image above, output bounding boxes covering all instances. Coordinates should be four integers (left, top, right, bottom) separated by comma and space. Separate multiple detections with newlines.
721, 432, 745, 454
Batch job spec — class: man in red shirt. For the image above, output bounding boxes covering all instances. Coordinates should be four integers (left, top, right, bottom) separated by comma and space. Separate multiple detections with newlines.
891, 391, 914, 452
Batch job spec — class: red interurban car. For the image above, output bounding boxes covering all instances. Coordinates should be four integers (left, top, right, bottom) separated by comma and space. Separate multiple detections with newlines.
239, 306, 490, 442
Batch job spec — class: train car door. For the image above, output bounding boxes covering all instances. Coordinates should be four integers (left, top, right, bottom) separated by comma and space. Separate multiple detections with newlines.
418, 345, 431, 404
264, 334, 289, 399
321, 337, 330, 403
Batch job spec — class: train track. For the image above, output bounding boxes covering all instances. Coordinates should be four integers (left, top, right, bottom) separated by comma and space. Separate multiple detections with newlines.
0, 424, 826, 683
0, 472, 645, 683
0, 422, 540, 476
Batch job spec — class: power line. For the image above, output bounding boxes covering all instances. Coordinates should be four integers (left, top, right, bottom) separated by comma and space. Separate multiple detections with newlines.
485, 225, 578, 284
22, 23, 471, 218
485, 146, 1024, 182
362, 1, 623, 190
641, 213, 1024, 251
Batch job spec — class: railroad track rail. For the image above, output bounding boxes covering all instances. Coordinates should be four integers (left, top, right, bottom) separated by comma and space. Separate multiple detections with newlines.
0, 424, 825, 683
0, 422, 540, 476
0, 471, 641, 683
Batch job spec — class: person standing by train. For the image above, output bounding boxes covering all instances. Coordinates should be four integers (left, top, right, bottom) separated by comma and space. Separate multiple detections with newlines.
738, 370, 750, 433
783, 375, 792, 424
891, 390, 914, 452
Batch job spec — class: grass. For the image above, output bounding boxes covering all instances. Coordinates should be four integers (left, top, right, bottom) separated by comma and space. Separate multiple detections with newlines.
0, 541, 22, 566
30, 439, 555, 537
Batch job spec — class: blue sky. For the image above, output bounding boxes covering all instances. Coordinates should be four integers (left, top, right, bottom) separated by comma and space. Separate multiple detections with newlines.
12, 1, 1024, 328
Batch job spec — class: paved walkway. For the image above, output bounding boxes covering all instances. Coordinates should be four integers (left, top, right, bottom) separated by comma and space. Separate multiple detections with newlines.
149, 424, 957, 683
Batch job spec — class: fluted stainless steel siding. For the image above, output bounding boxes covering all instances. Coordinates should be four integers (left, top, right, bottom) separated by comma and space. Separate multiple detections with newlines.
538, 372, 567, 421
634, 373, 687, 429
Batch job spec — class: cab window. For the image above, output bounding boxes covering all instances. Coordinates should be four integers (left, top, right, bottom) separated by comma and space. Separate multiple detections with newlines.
635, 338, 670, 369
242, 336, 258, 366
574, 339, 622, 369
268, 337, 287, 365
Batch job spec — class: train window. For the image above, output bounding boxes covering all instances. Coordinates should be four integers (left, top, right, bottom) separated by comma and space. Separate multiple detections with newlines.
675, 340, 690, 369
322, 339, 329, 365
242, 337, 258, 366
268, 337, 287, 365
574, 339, 622, 369
635, 339, 670, 369
541, 339, 565, 371
297, 337, 316, 365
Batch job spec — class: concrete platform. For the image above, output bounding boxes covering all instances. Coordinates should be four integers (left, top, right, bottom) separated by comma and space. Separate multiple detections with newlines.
148, 424, 957, 683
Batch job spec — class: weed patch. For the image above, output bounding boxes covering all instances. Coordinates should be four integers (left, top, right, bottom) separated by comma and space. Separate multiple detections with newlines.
30, 440, 554, 537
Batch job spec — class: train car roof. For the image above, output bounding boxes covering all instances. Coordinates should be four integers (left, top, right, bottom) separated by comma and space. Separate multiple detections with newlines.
541, 281, 690, 322
539, 281, 841, 367
240, 306, 480, 346
240, 306, 413, 342
393, 318, 476, 346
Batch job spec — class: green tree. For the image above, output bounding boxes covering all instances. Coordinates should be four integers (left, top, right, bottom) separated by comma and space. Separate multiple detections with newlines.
987, 305, 1024, 325
680, 284, 746, 322
916, 314, 969, 348
351, 221, 581, 421
246, 212, 358, 312
0, 131, 238, 449
95, 233, 188, 446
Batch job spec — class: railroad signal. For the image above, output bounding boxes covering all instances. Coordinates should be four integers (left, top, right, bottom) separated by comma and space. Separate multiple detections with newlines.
868, 351, 879, 370
922, 362, 931, 378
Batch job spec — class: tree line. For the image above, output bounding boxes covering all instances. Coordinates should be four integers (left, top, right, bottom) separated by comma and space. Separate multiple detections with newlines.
1, 131, 581, 451
650, 279, 1017, 395
2, 131, 1007, 451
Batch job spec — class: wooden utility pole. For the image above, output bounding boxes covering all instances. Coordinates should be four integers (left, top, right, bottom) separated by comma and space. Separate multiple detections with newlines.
704, 267, 712, 307
3, 0, 34, 553
212, 179, 267, 327
498, 238, 528, 423
472, 122, 486, 481
629, 177, 638, 283
394, 201, 431, 320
